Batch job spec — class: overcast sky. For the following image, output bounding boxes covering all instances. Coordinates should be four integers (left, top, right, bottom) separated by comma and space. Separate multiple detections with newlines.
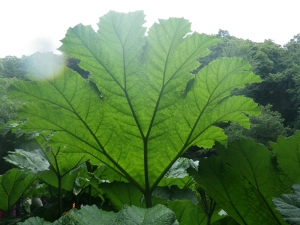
0, 0, 299, 58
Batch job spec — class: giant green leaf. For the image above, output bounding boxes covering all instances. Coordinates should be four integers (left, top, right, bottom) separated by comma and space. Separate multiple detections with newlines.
0, 168, 36, 211
8, 11, 261, 206
189, 139, 290, 225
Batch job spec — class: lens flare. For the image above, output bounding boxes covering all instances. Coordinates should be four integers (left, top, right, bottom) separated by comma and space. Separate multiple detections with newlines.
25, 52, 66, 81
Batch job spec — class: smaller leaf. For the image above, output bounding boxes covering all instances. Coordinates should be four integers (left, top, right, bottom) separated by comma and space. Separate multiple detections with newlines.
273, 184, 300, 225
159, 158, 198, 188
58, 204, 115, 225
0, 168, 36, 211
24, 182, 51, 199
114, 204, 177, 225
17, 216, 52, 225
19, 204, 177, 225
4, 149, 50, 173
165, 158, 199, 178
72, 165, 104, 199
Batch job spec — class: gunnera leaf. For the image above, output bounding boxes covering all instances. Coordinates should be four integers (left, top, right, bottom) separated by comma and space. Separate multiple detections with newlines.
8, 11, 261, 204
189, 138, 290, 225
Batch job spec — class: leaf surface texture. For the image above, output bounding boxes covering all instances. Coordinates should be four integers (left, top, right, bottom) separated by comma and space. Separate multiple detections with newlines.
9, 11, 261, 193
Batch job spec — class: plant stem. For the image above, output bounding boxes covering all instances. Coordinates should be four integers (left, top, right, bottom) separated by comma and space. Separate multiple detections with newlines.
144, 189, 152, 208
196, 186, 216, 225
88, 184, 92, 205
57, 175, 62, 216
143, 139, 152, 208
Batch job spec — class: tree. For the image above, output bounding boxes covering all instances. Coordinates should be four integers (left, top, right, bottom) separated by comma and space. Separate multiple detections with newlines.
0, 56, 26, 79
225, 104, 291, 146
0, 77, 24, 175
201, 32, 300, 127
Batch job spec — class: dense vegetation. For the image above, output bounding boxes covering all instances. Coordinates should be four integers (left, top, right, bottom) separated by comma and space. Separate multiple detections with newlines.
0, 11, 300, 225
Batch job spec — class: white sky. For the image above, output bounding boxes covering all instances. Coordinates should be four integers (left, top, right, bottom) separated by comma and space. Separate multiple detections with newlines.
0, 0, 299, 58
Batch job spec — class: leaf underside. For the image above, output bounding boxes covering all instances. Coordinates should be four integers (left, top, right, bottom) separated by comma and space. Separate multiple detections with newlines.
9, 11, 261, 193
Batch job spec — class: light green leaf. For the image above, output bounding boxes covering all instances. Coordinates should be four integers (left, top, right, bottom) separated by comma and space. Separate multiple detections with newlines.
30, 136, 88, 191
0, 168, 36, 211
9, 11, 261, 204
273, 184, 300, 225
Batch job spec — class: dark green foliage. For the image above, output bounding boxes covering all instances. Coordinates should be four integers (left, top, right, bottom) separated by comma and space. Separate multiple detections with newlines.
166, 200, 224, 225
0, 77, 21, 126
65, 57, 90, 79
188, 131, 300, 224
188, 137, 293, 224
0, 56, 26, 79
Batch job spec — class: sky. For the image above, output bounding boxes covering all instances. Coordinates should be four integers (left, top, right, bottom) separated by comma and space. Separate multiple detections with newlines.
0, 0, 299, 58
